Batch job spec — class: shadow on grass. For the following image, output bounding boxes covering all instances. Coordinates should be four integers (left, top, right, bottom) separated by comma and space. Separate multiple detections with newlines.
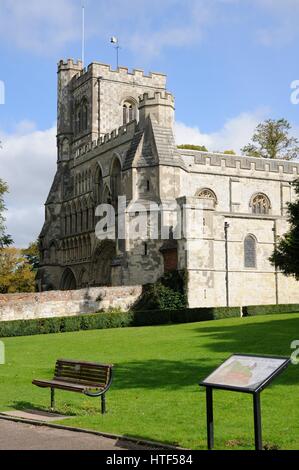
112, 359, 213, 391
192, 316, 299, 386
12, 401, 77, 416
111, 316, 299, 390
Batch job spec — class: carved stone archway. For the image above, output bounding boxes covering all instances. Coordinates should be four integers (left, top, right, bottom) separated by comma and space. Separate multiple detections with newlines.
90, 240, 116, 286
60, 268, 77, 291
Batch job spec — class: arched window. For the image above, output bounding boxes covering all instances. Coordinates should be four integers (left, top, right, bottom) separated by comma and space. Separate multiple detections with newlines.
49, 242, 56, 263
71, 202, 76, 234
251, 194, 270, 215
196, 188, 217, 208
102, 185, 112, 205
94, 165, 103, 204
82, 100, 88, 131
122, 100, 136, 125
111, 158, 122, 206
81, 198, 87, 232
75, 98, 88, 134
244, 235, 257, 269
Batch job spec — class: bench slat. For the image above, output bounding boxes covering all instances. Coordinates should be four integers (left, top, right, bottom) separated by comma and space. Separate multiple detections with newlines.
32, 379, 105, 393
33, 359, 114, 409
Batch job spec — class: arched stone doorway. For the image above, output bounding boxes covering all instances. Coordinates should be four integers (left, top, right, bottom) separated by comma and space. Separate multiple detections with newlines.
90, 240, 116, 286
60, 268, 77, 291
160, 240, 178, 273
79, 268, 89, 288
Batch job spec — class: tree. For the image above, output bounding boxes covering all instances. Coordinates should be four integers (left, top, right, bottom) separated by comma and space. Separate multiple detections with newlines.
177, 144, 208, 152
241, 119, 299, 160
270, 179, 299, 279
22, 240, 40, 271
0, 178, 13, 249
223, 150, 236, 155
0, 247, 36, 293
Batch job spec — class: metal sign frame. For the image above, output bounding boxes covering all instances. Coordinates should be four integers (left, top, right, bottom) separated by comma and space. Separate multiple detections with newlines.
199, 354, 291, 451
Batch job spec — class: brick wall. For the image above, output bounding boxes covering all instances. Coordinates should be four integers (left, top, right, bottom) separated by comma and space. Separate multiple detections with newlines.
0, 286, 142, 322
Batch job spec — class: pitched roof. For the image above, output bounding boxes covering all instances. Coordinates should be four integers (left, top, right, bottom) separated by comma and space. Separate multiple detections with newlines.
123, 116, 187, 171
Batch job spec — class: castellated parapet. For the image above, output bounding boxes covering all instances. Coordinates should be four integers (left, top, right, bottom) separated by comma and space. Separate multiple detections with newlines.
182, 150, 299, 176
72, 62, 167, 89
74, 121, 136, 161
139, 91, 175, 128
58, 59, 84, 71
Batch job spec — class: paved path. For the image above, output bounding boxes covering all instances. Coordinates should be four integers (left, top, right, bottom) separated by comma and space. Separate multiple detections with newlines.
0, 419, 150, 450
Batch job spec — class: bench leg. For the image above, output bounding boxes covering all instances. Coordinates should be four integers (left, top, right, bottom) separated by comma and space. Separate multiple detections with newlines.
101, 394, 106, 414
50, 388, 55, 410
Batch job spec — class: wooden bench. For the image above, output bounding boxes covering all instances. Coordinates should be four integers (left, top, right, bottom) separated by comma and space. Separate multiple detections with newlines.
32, 359, 114, 414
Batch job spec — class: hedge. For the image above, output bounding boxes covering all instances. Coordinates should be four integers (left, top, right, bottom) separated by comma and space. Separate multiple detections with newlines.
243, 304, 299, 317
0, 307, 240, 338
1, 304, 298, 338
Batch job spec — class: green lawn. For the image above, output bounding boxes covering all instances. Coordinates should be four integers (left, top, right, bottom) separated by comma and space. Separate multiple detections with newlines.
1, 313, 299, 450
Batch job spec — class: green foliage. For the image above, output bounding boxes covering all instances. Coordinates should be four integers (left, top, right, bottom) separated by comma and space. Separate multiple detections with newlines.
133, 270, 188, 311
244, 304, 299, 317
22, 240, 40, 271
177, 144, 208, 152
0, 312, 129, 338
0, 178, 13, 249
0, 306, 240, 338
223, 150, 236, 155
2, 302, 299, 338
133, 307, 240, 326
241, 119, 299, 160
0, 247, 36, 293
270, 179, 299, 279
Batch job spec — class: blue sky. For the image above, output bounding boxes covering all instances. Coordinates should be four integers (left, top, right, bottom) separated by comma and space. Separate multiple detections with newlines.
1, 0, 299, 246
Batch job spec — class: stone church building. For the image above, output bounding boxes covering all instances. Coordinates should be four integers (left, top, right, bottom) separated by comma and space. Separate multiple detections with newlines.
38, 58, 299, 308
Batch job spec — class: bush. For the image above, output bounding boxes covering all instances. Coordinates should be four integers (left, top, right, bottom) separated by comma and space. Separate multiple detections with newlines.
134, 271, 188, 311
244, 304, 299, 317
0, 306, 240, 338
132, 307, 240, 326
2, 303, 298, 339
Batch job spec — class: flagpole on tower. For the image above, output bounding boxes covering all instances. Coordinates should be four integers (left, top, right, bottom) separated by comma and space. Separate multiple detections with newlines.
82, 5, 85, 67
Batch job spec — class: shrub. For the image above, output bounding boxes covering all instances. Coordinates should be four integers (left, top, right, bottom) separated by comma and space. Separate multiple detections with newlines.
134, 271, 188, 311
2, 303, 298, 339
0, 306, 240, 338
244, 304, 299, 317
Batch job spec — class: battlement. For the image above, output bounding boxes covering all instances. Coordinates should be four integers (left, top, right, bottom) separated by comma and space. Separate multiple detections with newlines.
58, 59, 84, 71
70, 61, 167, 89
183, 150, 299, 176
139, 91, 175, 107
74, 120, 136, 161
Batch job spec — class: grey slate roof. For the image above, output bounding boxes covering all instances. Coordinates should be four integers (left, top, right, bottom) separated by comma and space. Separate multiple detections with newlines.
123, 116, 187, 171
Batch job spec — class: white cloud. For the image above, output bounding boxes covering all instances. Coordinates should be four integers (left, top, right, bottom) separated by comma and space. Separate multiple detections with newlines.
253, 0, 299, 46
0, 0, 215, 58
0, 123, 57, 247
0, 0, 80, 54
121, 0, 213, 58
175, 108, 269, 153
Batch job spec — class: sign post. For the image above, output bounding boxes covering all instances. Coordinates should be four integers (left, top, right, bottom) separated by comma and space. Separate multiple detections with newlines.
200, 354, 290, 451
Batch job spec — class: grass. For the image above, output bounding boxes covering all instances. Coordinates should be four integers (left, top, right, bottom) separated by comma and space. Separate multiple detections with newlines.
1, 313, 299, 450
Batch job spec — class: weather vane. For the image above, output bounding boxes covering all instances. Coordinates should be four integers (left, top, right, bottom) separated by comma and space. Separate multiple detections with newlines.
110, 37, 121, 69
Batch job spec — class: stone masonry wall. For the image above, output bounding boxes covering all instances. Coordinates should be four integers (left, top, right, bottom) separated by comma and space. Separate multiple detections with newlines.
0, 286, 142, 322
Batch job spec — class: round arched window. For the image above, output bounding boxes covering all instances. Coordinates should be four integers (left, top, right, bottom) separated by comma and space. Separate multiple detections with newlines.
251, 194, 270, 215
196, 188, 217, 207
